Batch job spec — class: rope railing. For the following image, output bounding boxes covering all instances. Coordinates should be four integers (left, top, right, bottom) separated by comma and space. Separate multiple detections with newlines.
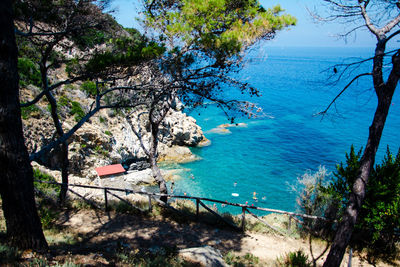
37, 180, 333, 235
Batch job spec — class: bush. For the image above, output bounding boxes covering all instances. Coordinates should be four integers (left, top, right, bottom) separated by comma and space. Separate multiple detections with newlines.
275, 250, 312, 267
224, 252, 260, 267
299, 146, 400, 257
33, 168, 61, 229
72, 28, 107, 50
70, 101, 85, 122
18, 57, 41, 87
59, 95, 71, 107
116, 246, 184, 266
81, 80, 97, 96
33, 168, 60, 194
291, 166, 337, 238
21, 104, 41, 119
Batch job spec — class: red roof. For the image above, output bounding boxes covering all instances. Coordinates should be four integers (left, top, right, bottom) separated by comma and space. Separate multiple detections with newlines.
95, 164, 125, 177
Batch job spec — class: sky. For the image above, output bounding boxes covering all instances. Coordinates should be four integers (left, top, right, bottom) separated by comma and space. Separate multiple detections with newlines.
109, 0, 384, 48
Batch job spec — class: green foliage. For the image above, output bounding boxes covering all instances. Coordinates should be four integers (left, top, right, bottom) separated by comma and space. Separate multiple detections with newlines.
303, 146, 400, 257
65, 58, 80, 77
116, 246, 185, 266
70, 101, 85, 122
81, 80, 97, 96
275, 250, 312, 267
114, 201, 138, 214
47, 103, 53, 113
33, 168, 60, 194
16, 36, 41, 62
18, 57, 42, 87
0, 244, 22, 265
33, 169, 61, 229
38, 205, 59, 230
21, 104, 41, 120
85, 37, 165, 74
144, 0, 296, 60
99, 116, 106, 123
59, 95, 71, 107
94, 145, 110, 157
224, 252, 260, 267
72, 28, 107, 50
104, 130, 112, 136
355, 147, 400, 254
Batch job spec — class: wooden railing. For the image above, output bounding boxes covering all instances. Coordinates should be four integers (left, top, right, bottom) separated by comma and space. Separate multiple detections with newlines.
37, 180, 332, 235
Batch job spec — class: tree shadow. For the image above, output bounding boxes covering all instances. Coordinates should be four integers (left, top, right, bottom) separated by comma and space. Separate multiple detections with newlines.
47, 206, 247, 264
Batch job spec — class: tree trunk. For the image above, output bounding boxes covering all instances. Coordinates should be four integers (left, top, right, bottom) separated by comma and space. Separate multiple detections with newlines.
0, 0, 48, 251
323, 98, 392, 266
40, 53, 70, 204
59, 143, 69, 204
149, 120, 168, 203
323, 47, 400, 267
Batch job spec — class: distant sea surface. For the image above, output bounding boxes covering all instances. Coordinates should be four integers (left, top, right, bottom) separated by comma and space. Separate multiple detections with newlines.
166, 46, 400, 213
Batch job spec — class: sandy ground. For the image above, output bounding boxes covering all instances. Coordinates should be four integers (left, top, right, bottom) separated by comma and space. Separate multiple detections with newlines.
49, 209, 398, 266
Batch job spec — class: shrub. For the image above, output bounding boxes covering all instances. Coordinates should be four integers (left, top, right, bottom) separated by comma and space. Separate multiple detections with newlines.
33, 169, 60, 229
116, 246, 184, 266
33, 168, 60, 194
275, 250, 312, 267
72, 28, 107, 50
291, 166, 337, 238
21, 104, 41, 119
81, 80, 97, 96
18, 57, 41, 87
65, 58, 80, 77
70, 101, 85, 122
104, 130, 112, 136
298, 146, 400, 257
224, 252, 260, 267
59, 95, 71, 107
38, 205, 59, 230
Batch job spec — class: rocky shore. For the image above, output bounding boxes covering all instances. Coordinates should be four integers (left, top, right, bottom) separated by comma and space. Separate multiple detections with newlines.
23, 84, 209, 200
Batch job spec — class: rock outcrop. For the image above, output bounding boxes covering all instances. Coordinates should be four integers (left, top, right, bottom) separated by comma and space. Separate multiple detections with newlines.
179, 246, 229, 267
23, 87, 207, 180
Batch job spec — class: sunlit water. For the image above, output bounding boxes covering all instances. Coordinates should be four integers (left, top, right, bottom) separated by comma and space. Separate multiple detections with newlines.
163, 46, 400, 214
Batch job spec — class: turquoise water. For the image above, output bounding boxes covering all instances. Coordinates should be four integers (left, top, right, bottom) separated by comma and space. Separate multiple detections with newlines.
169, 46, 400, 213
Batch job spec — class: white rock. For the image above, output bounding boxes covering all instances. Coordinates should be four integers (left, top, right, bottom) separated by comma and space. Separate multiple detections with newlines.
179, 246, 229, 267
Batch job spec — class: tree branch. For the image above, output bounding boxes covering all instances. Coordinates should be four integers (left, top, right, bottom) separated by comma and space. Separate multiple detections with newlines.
359, 1, 380, 37
315, 72, 372, 117
381, 14, 400, 36
385, 29, 400, 44
386, 50, 400, 92
29, 101, 147, 163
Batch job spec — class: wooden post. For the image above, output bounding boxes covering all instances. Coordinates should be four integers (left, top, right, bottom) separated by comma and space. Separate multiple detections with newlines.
348, 248, 352, 267
288, 215, 292, 235
104, 188, 108, 211
241, 207, 246, 232
196, 199, 200, 220
148, 195, 152, 212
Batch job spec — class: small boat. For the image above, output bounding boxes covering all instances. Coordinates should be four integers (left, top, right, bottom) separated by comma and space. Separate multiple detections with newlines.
231, 193, 239, 197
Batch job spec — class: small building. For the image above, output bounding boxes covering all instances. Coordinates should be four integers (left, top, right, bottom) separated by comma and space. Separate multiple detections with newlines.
95, 164, 126, 177
95, 164, 126, 187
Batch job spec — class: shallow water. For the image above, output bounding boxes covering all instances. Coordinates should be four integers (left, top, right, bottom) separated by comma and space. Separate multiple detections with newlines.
167, 46, 400, 213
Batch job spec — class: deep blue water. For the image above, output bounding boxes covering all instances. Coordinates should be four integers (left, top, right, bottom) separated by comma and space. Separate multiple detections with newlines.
167, 46, 400, 213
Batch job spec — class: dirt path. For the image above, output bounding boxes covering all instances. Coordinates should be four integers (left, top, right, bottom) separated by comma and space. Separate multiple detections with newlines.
52, 209, 396, 266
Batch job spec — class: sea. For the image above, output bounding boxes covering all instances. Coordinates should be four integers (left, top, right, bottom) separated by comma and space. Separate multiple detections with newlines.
162, 46, 400, 214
